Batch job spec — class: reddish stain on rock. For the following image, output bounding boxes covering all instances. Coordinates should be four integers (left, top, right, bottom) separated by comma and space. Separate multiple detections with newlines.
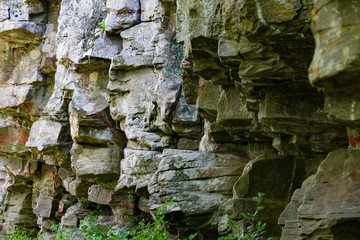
0, 133, 10, 145
349, 136, 360, 148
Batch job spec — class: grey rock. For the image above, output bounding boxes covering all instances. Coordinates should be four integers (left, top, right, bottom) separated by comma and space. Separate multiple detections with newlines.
105, 0, 140, 32
0, 21, 45, 44
309, 0, 360, 94
117, 148, 161, 195
88, 184, 114, 205
280, 150, 360, 239
148, 149, 248, 232
69, 179, 89, 198
26, 117, 70, 152
33, 188, 56, 218
140, 0, 162, 22
70, 143, 122, 183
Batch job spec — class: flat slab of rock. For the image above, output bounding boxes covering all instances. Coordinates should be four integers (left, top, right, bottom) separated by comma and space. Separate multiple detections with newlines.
149, 149, 249, 230
70, 144, 122, 183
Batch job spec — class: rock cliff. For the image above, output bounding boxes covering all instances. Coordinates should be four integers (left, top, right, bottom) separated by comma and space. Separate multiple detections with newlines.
0, 0, 358, 239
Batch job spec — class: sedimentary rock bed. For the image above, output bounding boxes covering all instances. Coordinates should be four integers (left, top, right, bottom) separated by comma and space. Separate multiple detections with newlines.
0, 0, 358, 239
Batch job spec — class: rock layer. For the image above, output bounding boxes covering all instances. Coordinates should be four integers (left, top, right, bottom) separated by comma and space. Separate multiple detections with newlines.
0, 0, 358, 239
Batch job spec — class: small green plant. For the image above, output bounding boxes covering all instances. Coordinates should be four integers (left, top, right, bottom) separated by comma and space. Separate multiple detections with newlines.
87, 19, 106, 50
100, 19, 106, 31
219, 193, 269, 240
96, 19, 106, 38
51, 215, 126, 240
128, 201, 173, 240
7, 228, 35, 240
49, 201, 197, 240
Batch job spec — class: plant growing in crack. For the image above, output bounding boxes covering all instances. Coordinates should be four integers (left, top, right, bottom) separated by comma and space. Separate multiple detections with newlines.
87, 19, 106, 50
48, 201, 198, 240
100, 19, 106, 32
219, 193, 270, 240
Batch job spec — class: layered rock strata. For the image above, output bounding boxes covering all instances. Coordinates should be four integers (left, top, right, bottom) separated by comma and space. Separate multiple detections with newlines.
0, 0, 358, 239
279, 1, 360, 239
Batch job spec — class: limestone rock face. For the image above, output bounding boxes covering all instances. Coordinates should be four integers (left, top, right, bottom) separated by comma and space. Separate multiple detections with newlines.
105, 0, 140, 33
278, 1, 360, 239
0, 0, 46, 44
280, 150, 360, 239
309, 0, 360, 94
148, 149, 248, 235
70, 143, 122, 184
26, 117, 71, 152
0, 0, 358, 239
117, 148, 162, 195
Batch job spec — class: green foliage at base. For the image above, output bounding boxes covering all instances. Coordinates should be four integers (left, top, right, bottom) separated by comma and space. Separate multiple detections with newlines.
4, 193, 268, 240
219, 193, 270, 240
6, 228, 35, 240
51, 201, 197, 240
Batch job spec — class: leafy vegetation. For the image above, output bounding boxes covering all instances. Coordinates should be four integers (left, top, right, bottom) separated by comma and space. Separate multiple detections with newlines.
6, 228, 35, 240
100, 19, 106, 31
51, 215, 127, 240
219, 193, 269, 240
50, 201, 197, 240
3, 193, 268, 240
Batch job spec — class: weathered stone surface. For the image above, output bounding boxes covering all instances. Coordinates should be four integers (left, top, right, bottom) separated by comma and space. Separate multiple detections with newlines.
83, 35, 122, 61
171, 92, 202, 138
140, 0, 162, 22
148, 149, 249, 234
61, 203, 92, 228
108, 68, 157, 122
224, 154, 307, 237
1, 185, 37, 234
105, 0, 140, 33
217, 87, 252, 127
110, 193, 138, 225
173, 93, 199, 124
197, 81, 221, 121
258, 83, 328, 135
117, 148, 161, 195
277, 2, 360, 238
0, 85, 34, 110
26, 117, 70, 151
0, 115, 30, 154
0, 0, 359, 239
324, 95, 360, 123
67, 69, 127, 147
280, 150, 360, 239
70, 144, 122, 184
88, 185, 114, 205
0, 16, 45, 43
56, 0, 106, 64
43, 65, 74, 121
70, 71, 109, 119
33, 188, 56, 218
111, 22, 161, 69
70, 122, 126, 147
0, 156, 37, 179
177, 138, 200, 150
108, 68, 178, 150
309, 0, 360, 94
68, 179, 89, 198
0, 162, 9, 209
